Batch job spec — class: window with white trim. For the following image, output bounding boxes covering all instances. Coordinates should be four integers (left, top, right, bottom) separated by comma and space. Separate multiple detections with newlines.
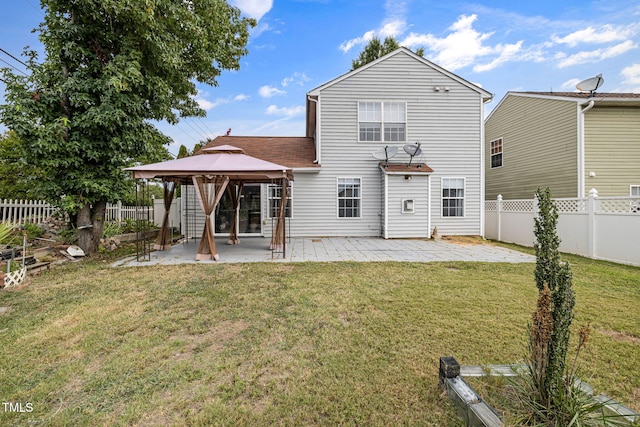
442, 178, 465, 217
358, 101, 406, 142
267, 182, 292, 218
631, 185, 640, 196
337, 178, 361, 218
490, 138, 503, 168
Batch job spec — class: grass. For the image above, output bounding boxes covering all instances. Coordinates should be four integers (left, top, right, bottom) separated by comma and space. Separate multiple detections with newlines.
0, 246, 638, 426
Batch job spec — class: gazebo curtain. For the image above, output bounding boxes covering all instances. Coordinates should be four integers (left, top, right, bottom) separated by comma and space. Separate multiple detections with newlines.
154, 180, 176, 250
270, 178, 289, 251
192, 175, 229, 261
227, 182, 244, 245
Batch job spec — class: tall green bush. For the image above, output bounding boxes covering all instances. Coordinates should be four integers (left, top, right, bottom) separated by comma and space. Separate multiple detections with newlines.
533, 188, 576, 404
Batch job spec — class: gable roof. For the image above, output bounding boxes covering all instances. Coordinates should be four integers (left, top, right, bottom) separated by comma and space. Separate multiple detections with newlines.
307, 47, 492, 101
486, 91, 640, 121
200, 136, 319, 169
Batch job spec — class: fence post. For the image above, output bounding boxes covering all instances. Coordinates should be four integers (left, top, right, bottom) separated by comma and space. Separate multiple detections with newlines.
588, 188, 598, 259
496, 194, 502, 242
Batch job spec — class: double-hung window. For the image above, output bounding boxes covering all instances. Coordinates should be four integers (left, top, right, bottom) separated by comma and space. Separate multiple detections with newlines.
337, 178, 361, 218
267, 182, 292, 218
631, 185, 640, 196
490, 138, 503, 168
358, 101, 406, 142
442, 178, 465, 217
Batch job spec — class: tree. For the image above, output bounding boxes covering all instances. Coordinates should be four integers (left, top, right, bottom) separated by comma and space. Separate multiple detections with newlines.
1, 0, 255, 254
0, 131, 42, 199
177, 144, 190, 159
351, 36, 425, 70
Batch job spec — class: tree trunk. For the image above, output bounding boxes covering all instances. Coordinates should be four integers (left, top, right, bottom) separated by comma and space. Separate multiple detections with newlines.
76, 200, 107, 255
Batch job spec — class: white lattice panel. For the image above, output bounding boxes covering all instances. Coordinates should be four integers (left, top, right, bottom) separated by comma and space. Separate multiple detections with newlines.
485, 201, 497, 211
502, 200, 534, 212
3, 267, 26, 288
555, 199, 586, 213
599, 197, 640, 214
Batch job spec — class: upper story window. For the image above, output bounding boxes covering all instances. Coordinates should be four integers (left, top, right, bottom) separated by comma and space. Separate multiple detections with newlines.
631, 185, 640, 196
490, 138, 503, 168
358, 101, 406, 142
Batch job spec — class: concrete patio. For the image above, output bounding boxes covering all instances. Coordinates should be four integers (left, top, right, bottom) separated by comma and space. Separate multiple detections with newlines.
112, 236, 535, 266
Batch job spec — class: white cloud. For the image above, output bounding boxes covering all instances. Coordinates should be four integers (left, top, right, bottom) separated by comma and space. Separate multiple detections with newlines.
339, 1, 408, 53
340, 30, 376, 53
621, 63, 640, 85
402, 14, 507, 71
230, 0, 273, 21
473, 41, 523, 72
265, 105, 305, 117
193, 91, 250, 110
557, 40, 637, 68
552, 24, 635, 47
194, 90, 224, 110
251, 22, 272, 38
281, 72, 310, 87
258, 85, 286, 98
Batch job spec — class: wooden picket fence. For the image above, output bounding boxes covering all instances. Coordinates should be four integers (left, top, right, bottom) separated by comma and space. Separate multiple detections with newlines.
0, 199, 151, 226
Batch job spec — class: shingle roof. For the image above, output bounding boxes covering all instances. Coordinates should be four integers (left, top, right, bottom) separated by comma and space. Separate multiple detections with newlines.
380, 163, 434, 174
201, 136, 319, 169
516, 91, 640, 99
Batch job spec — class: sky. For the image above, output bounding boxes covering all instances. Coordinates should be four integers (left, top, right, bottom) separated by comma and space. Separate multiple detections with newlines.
1, 0, 639, 156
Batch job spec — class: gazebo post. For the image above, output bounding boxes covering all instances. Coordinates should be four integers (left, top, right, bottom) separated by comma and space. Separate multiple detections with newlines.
154, 180, 176, 250
227, 181, 243, 245
192, 175, 229, 261
270, 177, 288, 255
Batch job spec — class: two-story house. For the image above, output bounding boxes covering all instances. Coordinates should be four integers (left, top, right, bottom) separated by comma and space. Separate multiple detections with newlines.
185, 47, 492, 240
485, 91, 640, 200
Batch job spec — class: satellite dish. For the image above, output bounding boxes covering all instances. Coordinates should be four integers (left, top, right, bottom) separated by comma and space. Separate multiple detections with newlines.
576, 74, 604, 94
403, 142, 422, 166
372, 146, 398, 166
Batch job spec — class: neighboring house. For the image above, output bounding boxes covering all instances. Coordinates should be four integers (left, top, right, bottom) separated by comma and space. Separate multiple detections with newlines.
485, 91, 640, 200
188, 47, 492, 239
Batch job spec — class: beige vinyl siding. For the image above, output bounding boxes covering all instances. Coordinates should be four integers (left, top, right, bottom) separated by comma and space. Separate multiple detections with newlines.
584, 107, 640, 196
485, 95, 578, 199
302, 51, 483, 236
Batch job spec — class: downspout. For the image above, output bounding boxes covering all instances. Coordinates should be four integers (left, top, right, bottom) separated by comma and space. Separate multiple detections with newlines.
307, 95, 320, 164
578, 100, 595, 197
479, 96, 488, 238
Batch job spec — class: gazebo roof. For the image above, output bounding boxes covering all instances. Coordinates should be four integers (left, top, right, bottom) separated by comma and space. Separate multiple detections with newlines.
126, 145, 293, 182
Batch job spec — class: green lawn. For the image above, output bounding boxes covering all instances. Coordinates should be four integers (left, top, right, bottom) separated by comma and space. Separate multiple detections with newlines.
1, 248, 638, 426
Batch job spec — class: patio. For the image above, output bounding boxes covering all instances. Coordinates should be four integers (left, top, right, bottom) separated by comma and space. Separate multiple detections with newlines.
112, 236, 535, 266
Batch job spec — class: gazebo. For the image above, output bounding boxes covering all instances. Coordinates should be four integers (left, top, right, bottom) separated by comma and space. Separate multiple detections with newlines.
126, 145, 293, 261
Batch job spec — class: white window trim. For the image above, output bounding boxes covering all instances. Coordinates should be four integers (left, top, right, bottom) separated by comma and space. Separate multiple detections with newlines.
337, 177, 362, 219
490, 137, 503, 169
402, 199, 415, 214
630, 185, 640, 197
441, 177, 466, 218
267, 182, 293, 219
357, 101, 407, 143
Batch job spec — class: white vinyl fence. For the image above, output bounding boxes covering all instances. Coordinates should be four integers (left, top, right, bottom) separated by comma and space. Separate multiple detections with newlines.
1, 199, 153, 226
485, 189, 640, 267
